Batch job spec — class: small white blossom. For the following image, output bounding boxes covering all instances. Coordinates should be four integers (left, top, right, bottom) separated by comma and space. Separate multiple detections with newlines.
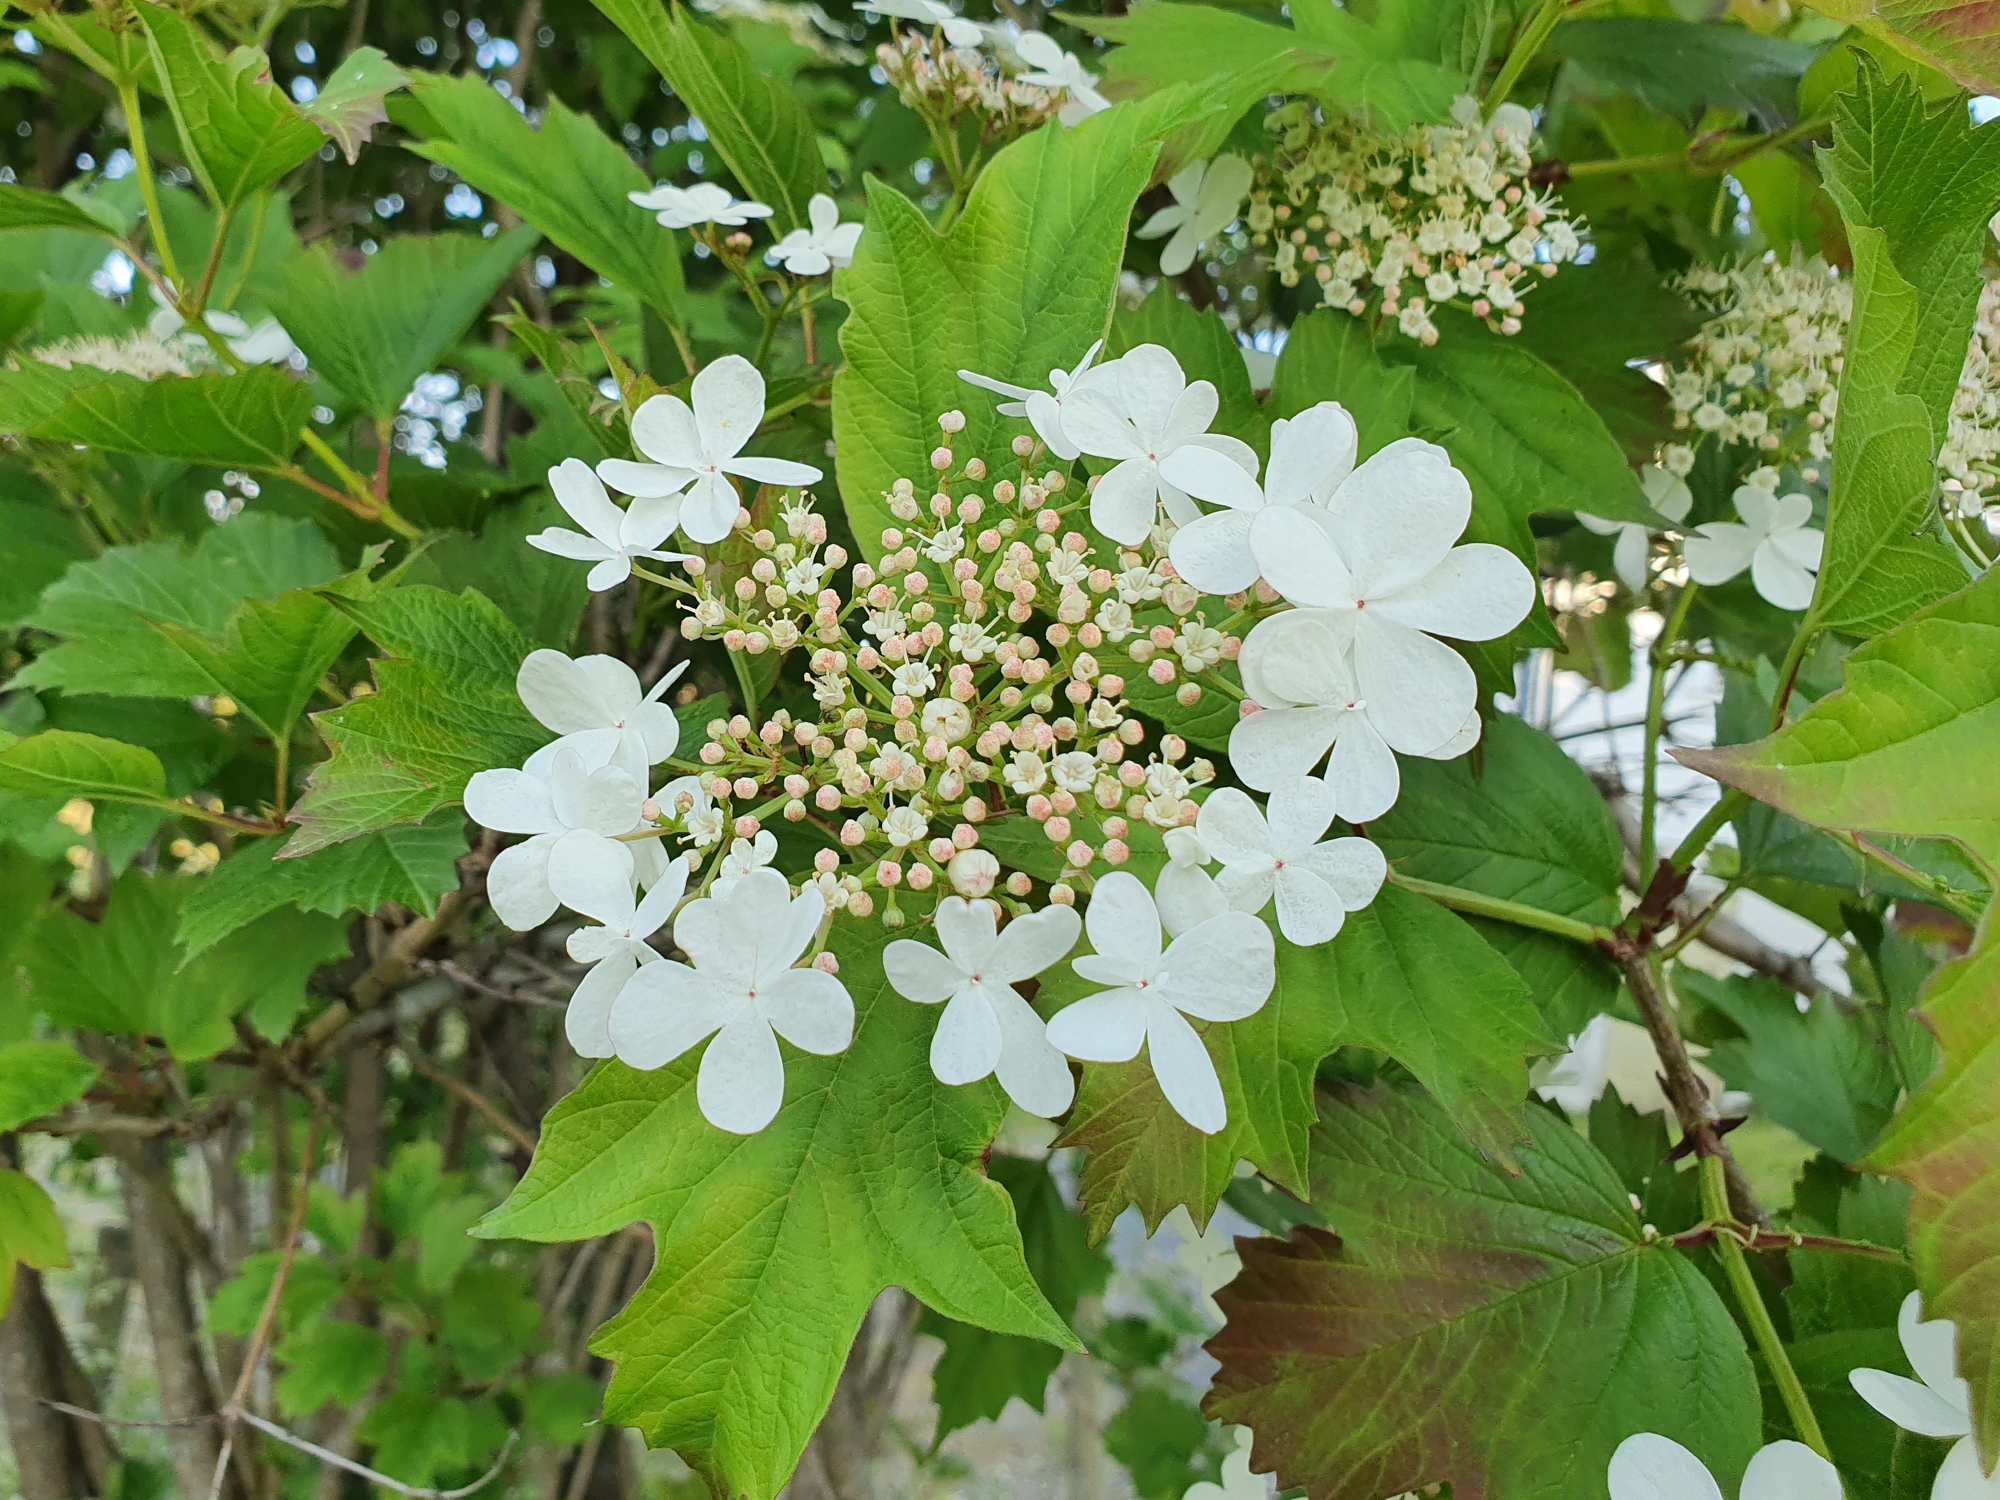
1012, 30, 1111, 125
922, 697, 973, 743
1003, 752, 1048, 794
855, 0, 984, 47
529, 458, 694, 590
517, 649, 688, 784
769, 192, 863, 275
950, 619, 1000, 660
882, 805, 930, 848
1683, 486, 1824, 610
711, 830, 777, 897
892, 660, 937, 697
959, 339, 1114, 462
465, 745, 653, 930
1051, 750, 1097, 794
659, 774, 726, 848
1850, 1293, 1993, 1500
1195, 782, 1386, 945
1135, 155, 1253, 277
628, 180, 774, 229
1578, 464, 1693, 594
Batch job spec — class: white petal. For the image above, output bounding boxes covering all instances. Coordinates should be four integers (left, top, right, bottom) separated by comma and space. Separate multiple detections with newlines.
566, 951, 638, 1058
930, 985, 1004, 1084
1740, 1440, 1843, 1500
1351, 613, 1477, 754
1606, 1433, 1725, 1500
463, 768, 560, 835
885, 939, 967, 1004
1901, 1292, 1972, 1408
1270, 867, 1348, 946
1159, 379, 1220, 448
1228, 706, 1345, 792
989, 985, 1075, 1117
1325, 437, 1470, 596
726, 454, 824, 488
1773, 525, 1824, 571
608, 960, 725, 1069
625, 700, 683, 764
1370, 543, 1536, 642
552, 759, 643, 835
1046, 989, 1150, 1063
678, 472, 742, 545
1137, 204, 1189, 242
1158, 911, 1273, 1022
517, 649, 611, 734
957, 367, 1035, 402
1145, 1002, 1226, 1134
1237, 610, 1352, 709
697, 1017, 786, 1133
1159, 443, 1263, 511
1420, 707, 1484, 761
1262, 776, 1339, 856
596, 457, 694, 499
758, 966, 854, 1055
1083, 871, 1163, 971
1265, 402, 1357, 507
586, 555, 633, 592
1733, 484, 1780, 531
549, 457, 626, 547
620, 493, 684, 550
527, 528, 617, 564
1290, 836, 1387, 908
1848, 1368, 1972, 1438
1683, 523, 1758, 586
630, 855, 690, 940
630, 393, 702, 469
486, 835, 559, 929
1117, 343, 1189, 429
1059, 390, 1143, 461
1935, 1437, 2000, 1500
547, 830, 637, 927
1168, 509, 1260, 596
1324, 714, 1401, 822
1157, 222, 1201, 278
927, 893, 996, 972
1194, 787, 1275, 866
988, 902, 1081, 985
691, 354, 765, 462
1086, 458, 1160, 545
1250, 506, 1358, 609
1212, 864, 1277, 919
1751, 542, 1818, 611
1155, 862, 1228, 938
1023, 389, 1080, 460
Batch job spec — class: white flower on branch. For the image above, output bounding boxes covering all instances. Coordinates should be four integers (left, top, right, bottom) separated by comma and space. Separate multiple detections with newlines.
957, 339, 1113, 462
1163, 400, 1358, 594
549, 840, 689, 1058
611, 869, 851, 1134
1850, 1293, 1995, 1500
711, 830, 778, 897
517, 649, 687, 784
464, 746, 652, 930
884, 897, 1081, 1115
1062, 343, 1259, 544
606, 355, 824, 545
628, 180, 775, 229
1012, 30, 1111, 125
528, 458, 694, 591
1194, 781, 1386, 946
1579, 465, 1693, 594
855, 0, 984, 48
1607, 1434, 1840, 1500
1136, 154, 1252, 278
1044, 870, 1273, 1134
769, 193, 863, 276
1682, 485, 1825, 611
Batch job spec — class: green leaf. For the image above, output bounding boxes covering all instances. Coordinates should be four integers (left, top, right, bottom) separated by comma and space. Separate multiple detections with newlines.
289, 586, 547, 853
1677, 968, 1899, 1161
0, 359, 121, 437
0, 730, 166, 805
0, 1169, 68, 1320
582, 0, 823, 232
272, 227, 539, 418
1269, 308, 1413, 461
476, 919, 1076, 1500
1868, 915, 2000, 1462
356, 1392, 509, 1489
1830, 0, 2000, 96
402, 77, 685, 326
31, 367, 316, 470
0, 1039, 99, 1133
1548, 18, 1824, 121
1105, 1384, 1224, 1500
23, 871, 349, 1058
205, 1250, 346, 1336
1056, 883, 1553, 1239
1807, 66, 2000, 636
1675, 567, 2000, 872
1205, 1086, 1762, 1499
131, 2, 326, 211
272, 1322, 392, 1415
523, 1373, 603, 1446
178, 810, 467, 957
0, 183, 126, 237
298, 47, 405, 163
0, 492, 93, 631
923, 1154, 1111, 1440
834, 88, 1217, 558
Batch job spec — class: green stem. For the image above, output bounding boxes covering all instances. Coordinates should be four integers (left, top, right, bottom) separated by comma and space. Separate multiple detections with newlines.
730, 649, 763, 728
296, 429, 422, 542
667, 319, 699, 379
187, 204, 235, 321
1699, 1156, 1832, 1462
1666, 789, 1748, 876
1765, 623, 1817, 735
1640, 583, 1699, 875
118, 77, 185, 291
1390, 872, 1613, 946
1829, 830, 1984, 922
1483, 0, 1562, 116
272, 734, 290, 820
1564, 115, 1833, 180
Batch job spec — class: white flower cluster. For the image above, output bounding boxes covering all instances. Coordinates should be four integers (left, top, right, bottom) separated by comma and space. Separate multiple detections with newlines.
1662, 257, 1849, 477
1246, 95, 1581, 343
1939, 272, 2000, 524
1578, 463, 1827, 611
630, 181, 862, 278
862, 2, 1109, 129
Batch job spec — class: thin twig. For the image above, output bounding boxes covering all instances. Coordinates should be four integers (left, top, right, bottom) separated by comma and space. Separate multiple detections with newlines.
416, 958, 568, 1011
1667, 1224, 1907, 1263
397, 1043, 540, 1155
236, 1412, 517, 1499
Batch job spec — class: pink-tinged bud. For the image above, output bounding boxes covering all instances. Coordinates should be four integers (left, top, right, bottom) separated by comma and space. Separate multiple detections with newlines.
921, 735, 946, 762
847, 890, 875, 918
783, 799, 807, 822
684, 556, 707, 577
1050, 882, 1075, 906
1011, 433, 1035, 458
1098, 674, 1125, 697
723, 629, 749, 651
856, 645, 882, 672
1065, 841, 1093, 868
1161, 734, 1186, 760
1149, 658, 1177, 685
930, 446, 953, 471
1118, 719, 1145, 744
890, 694, 915, 721
1149, 625, 1176, 648
938, 409, 966, 434
813, 735, 837, 759
1022, 658, 1050, 685
1118, 761, 1146, 788
733, 812, 761, 837
877, 860, 902, 887
948, 847, 1000, 897
1044, 816, 1071, 843
784, 774, 809, 798
1079, 623, 1104, 648
1004, 871, 1033, 897
709, 775, 733, 798
906, 863, 935, 891
1026, 794, 1053, 822
1177, 682, 1203, 708
816, 784, 843, 812
1180, 800, 1199, 825
727, 715, 751, 738
639, 799, 661, 822
814, 848, 841, 874
1035, 509, 1060, 533
963, 797, 988, 824
1046, 621, 1072, 648
813, 951, 840, 974
760, 721, 784, 746
927, 836, 955, 864
1103, 838, 1129, 865
965, 457, 987, 480
1051, 790, 1077, 816
977, 528, 1003, 554
1065, 679, 1093, 704
1129, 639, 1155, 664
840, 820, 866, 846
852, 563, 876, 590
1088, 568, 1114, 593
732, 776, 758, 800
954, 558, 978, 581
1095, 779, 1123, 809
825, 543, 848, 567
951, 823, 978, 850
699, 742, 726, 765
843, 726, 869, 751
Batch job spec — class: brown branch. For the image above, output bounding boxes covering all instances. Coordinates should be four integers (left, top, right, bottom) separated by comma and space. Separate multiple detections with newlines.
414, 957, 568, 1011
396, 1043, 539, 1156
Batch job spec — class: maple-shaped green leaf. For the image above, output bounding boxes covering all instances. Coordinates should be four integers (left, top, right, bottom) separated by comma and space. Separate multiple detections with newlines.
30, 367, 316, 472
178, 809, 467, 957
0, 361, 120, 437
1676, 566, 2000, 872
475, 919, 1077, 1500
923, 1152, 1110, 1440
288, 586, 547, 854
0, 1168, 67, 1320
0, 1039, 99, 1133
1055, 883, 1553, 1240
1868, 915, 2000, 1465
298, 47, 405, 163
1205, 1086, 1762, 1499
1817, 0, 2000, 111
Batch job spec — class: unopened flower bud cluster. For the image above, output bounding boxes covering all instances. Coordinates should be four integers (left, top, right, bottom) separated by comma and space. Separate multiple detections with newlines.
1244, 95, 1581, 344
875, 28, 1064, 143
1939, 272, 2000, 523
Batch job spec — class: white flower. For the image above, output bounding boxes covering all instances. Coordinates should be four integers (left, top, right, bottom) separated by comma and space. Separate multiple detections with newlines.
147, 287, 295, 364
1579, 465, 1693, 594
885, 897, 1081, 1114
949, 619, 1001, 659
1231, 609, 1480, 821
1184, 1425, 1273, 1500
892, 660, 936, 697
1136, 155, 1253, 278
1530, 1013, 1613, 1114
528, 458, 693, 591
1003, 752, 1048, 795
1153, 825, 1223, 935
1062, 344, 1260, 544
1163, 401, 1357, 593
1051, 751, 1097, 794
1851, 1293, 1997, 1500
855, 0, 983, 47
769, 192, 863, 276
1012, 30, 1111, 126
1044, 871, 1274, 1134
610, 869, 849, 1134
921, 697, 972, 743
1607, 1434, 1841, 1500
464, 745, 650, 930
882, 805, 929, 848
1683, 486, 1825, 611
600, 355, 822, 545
628, 180, 774, 229
959, 339, 1114, 463
1195, 782, 1385, 946
517, 649, 687, 784
659, 774, 726, 848
710, 830, 777, 897
549, 840, 689, 1058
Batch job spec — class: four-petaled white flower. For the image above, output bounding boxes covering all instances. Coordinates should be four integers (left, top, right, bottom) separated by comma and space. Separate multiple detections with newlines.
148, 287, 297, 364
769, 193, 864, 276
958, 339, 1114, 462
607, 356, 824, 545
1062, 343, 1259, 544
1850, 1292, 1996, 1500
1194, 782, 1386, 946
1579, 465, 1692, 594
1183, 1425, 1273, 1500
1045, 870, 1274, 1134
1231, 609, 1480, 822
884, 897, 1081, 1115
1607, 1434, 1840, 1500
1013, 30, 1112, 126
628, 180, 774, 229
1164, 401, 1357, 594
610, 869, 852, 1135
548, 839, 689, 1059
856, 0, 985, 48
464, 745, 650, 930
710, 829, 777, 897
518, 649, 687, 785
1683, 485, 1825, 611
1136, 154, 1253, 277
658, 774, 726, 848
528, 458, 693, 591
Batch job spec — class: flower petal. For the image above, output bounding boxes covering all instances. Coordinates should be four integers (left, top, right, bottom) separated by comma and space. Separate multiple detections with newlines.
1683, 523, 1757, 586
566, 950, 638, 1058
691, 354, 766, 462
631, 393, 702, 469
551, 756, 642, 835
1023, 389, 1080, 460
1160, 379, 1220, 447
1250, 505, 1358, 609
1194, 787, 1275, 865
547, 829, 637, 927
1848, 1367, 1972, 1438
1087, 457, 1162, 546
679, 472, 742, 545
1772, 525, 1824, 571
1238, 612, 1353, 708
1324, 713, 1401, 822
1117, 343, 1189, 431
1262, 776, 1339, 856
1156, 862, 1229, 937
1229, 705, 1345, 792
630, 855, 690, 940
1265, 402, 1357, 508
597, 456, 695, 499
1157, 223, 1200, 277
1159, 910, 1274, 1021
989, 902, 1082, 985
990, 985, 1075, 1117
1352, 613, 1477, 754
527, 528, 617, 564
1732, 484, 1778, 530
608, 960, 725, 1069
1046, 989, 1149, 1063
1369, 543, 1536, 642
463, 768, 560, 835
1145, 1002, 1226, 1134
1160, 443, 1264, 512
1058, 390, 1145, 462
1270, 867, 1348, 946
1934, 1436, 2000, 1500
1291, 836, 1387, 908
1083, 870, 1162, 971
1740, 1439, 1844, 1500
1605, 1433, 1725, 1500
696, 1016, 786, 1133
759, 965, 854, 1056
549, 457, 627, 547
486, 835, 558, 929
1613, 524, 1651, 595
517, 649, 610, 734
1901, 1292, 1972, 1408
586, 555, 634, 592
930, 985, 1003, 1084
885, 938, 967, 1004
1751, 542, 1817, 610
1325, 437, 1471, 597
1167, 508, 1260, 596
726, 454, 825, 488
